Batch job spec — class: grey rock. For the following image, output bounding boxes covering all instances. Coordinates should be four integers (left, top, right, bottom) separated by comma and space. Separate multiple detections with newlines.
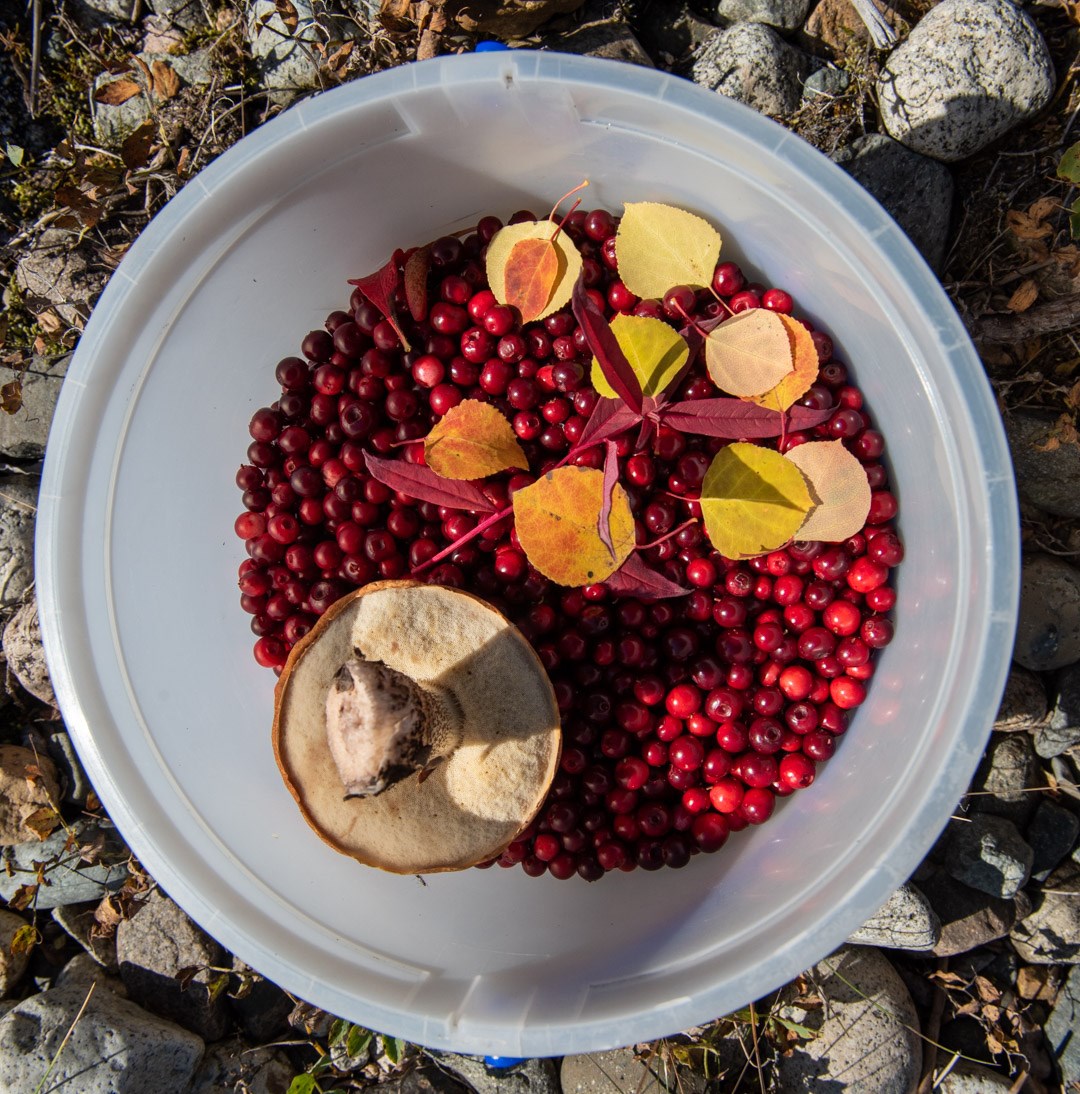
432, 1053, 560, 1094
42, 728, 92, 807
190, 1038, 294, 1094
847, 881, 941, 950
634, 1, 718, 62
117, 888, 230, 1041
1044, 963, 1080, 1085
802, 65, 851, 101
227, 957, 292, 1041
937, 1061, 1017, 1092
994, 665, 1048, 732
1011, 861, 1080, 963
561, 1047, 708, 1094
945, 813, 1033, 898
72, 0, 139, 21
0, 910, 30, 997
691, 24, 811, 116
877, 0, 1056, 162
544, 17, 654, 66
1005, 410, 1080, 520
0, 478, 37, 622
0, 743, 60, 845
716, 0, 811, 31
776, 945, 921, 1092
15, 230, 104, 332
0, 353, 69, 462
52, 900, 119, 970
1028, 799, 1080, 879
247, 0, 358, 102
55, 953, 127, 996
0, 819, 129, 910
145, 0, 210, 30
381, 1067, 473, 1094
967, 733, 1039, 826
0, 981, 204, 1093
1015, 555, 1080, 672
1037, 661, 1080, 758
800, 0, 911, 55
832, 133, 954, 271
3, 592, 56, 707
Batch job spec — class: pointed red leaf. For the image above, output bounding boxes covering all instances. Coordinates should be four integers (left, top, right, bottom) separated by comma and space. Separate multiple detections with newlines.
403, 245, 431, 322
660, 398, 832, 438
605, 553, 691, 599
348, 255, 412, 350
576, 398, 641, 450
572, 279, 643, 413
598, 440, 619, 560
364, 453, 496, 512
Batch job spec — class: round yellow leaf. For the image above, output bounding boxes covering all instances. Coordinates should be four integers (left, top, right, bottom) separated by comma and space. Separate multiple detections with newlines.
615, 202, 722, 300
700, 442, 813, 560
704, 310, 795, 398
785, 440, 872, 543
485, 220, 583, 322
749, 313, 820, 412
590, 314, 690, 399
424, 400, 527, 480
513, 466, 636, 586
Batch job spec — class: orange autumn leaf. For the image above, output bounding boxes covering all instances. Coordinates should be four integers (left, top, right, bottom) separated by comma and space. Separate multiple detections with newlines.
486, 220, 582, 321
785, 440, 871, 542
503, 237, 560, 323
750, 314, 819, 412
94, 77, 142, 106
513, 467, 635, 586
424, 399, 527, 480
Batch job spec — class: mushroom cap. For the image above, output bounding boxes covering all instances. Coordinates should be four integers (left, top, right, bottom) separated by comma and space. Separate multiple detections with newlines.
272, 581, 561, 874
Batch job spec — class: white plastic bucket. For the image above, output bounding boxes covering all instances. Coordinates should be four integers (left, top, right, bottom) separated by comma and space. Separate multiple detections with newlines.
37, 53, 1019, 1056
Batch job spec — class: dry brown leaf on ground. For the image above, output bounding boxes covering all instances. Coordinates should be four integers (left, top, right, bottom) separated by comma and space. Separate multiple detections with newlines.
1034, 412, 1080, 451
151, 60, 180, 100
35, 310, 61, 334
94, 77, 142, 105
121, 121, 158, 170
275, 0, 300, 32
1007, 209, 1054, 241
1007, 279, 1040, 312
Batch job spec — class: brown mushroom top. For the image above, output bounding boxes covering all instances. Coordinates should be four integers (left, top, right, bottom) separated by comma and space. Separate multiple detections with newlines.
272, 581, 561, 874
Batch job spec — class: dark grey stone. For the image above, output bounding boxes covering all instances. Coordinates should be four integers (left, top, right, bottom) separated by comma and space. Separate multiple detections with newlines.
1011, 861, 1080, 963
227, 957, 293, 1041
51, 901, 119, 971
832, 133, 953, 271
919, 869, 1027, 956
715, 0, 811, 31
14, 231, 105, 328
994, 665, 1048, 732
1037, 662, 1080, 758
847, 882, 941, 950
430, 1053, 560, 1094
1015, 555, 1080, 673
1028, 799, 1080, 879
190, 1039, 295, 1094
1006, 410, 1080, 520
802, 65, 851, 100
1044, 964, 1080, 1085
944, 814, 1034, 898
0, 478, 37, 624
633, 1, 718, 62
967, 733, 1039, 826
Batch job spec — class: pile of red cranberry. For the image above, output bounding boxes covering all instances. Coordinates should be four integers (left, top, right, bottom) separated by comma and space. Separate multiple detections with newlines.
235, 207, 902, 880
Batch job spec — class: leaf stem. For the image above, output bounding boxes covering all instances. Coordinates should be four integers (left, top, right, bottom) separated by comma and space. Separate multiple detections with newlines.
638, 517, 698, 553
410, 501, 515, 576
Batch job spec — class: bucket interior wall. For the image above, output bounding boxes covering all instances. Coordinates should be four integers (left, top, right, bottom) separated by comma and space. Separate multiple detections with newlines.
38, 54, 1018, 1056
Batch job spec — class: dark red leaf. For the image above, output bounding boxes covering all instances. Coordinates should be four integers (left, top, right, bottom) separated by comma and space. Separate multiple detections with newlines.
572, 278, 643, 413
348, 257, 411, 350
403, 245, 430, 322
605, 553, 691, 599
576, 398, 641, 450
364, 453, 496, 512
598, 440, 619, 560
660, 398, 832, 438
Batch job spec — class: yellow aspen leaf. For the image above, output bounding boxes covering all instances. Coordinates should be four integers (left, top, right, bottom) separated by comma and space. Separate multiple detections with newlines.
424, 400, 527, 480
486, 221, 582, 321
749, 314, 820, 412
590, 314, 689, 398
615, 202, 722, 300
503, 237, 560, 323
785, 440, 871, 543
513, 467, 635, 586
700, 442, 812, 560
704, 310, 794, 397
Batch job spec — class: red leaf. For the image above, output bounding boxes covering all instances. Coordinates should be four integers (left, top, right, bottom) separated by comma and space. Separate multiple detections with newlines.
364, 453, 496, 512
403, 246, 430, 322
348, 256, 411, 351
660, 399, 832, 438
598, 440, 619, 560
576, 398, 641, 450
605, 553, 691, 599
572, 279, 643, 414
